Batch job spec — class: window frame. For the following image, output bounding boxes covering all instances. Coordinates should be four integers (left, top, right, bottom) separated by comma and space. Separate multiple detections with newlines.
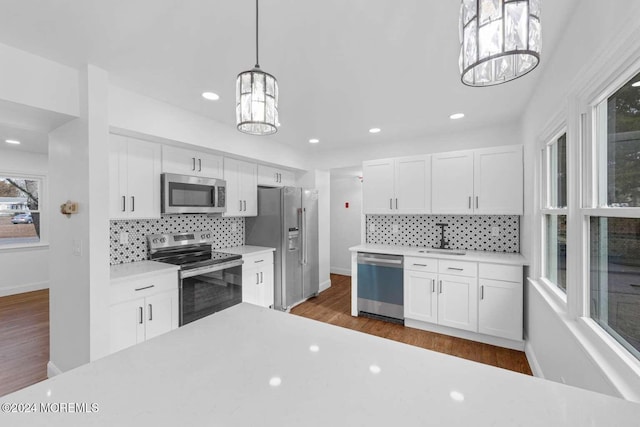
0, 171, 47, 250
540, 127, 569, 301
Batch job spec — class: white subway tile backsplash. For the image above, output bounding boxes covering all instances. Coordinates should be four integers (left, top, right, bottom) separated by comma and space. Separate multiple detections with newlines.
110, 215, 245, 265
366, 215, 519, 253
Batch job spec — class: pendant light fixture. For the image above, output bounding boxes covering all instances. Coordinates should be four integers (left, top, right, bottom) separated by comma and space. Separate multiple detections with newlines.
236, 0, 279, 135
459, 0, 541, 87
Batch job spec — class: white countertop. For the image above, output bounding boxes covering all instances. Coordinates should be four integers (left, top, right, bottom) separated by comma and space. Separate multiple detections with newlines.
350, 243, 527, 265
2, 303, 639, 426
219, 245, 275, 256
109, 260, 179, 283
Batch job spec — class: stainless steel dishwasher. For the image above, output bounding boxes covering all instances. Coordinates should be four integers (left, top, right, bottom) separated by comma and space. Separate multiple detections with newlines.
357, 252, 404, 323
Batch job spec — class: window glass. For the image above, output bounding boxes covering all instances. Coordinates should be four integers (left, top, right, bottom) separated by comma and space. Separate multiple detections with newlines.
549, 133, 567, 208
0, 176, 41, 245
590, 217, 640, 358
605, 71, 640, 207
545, 214, 567, 291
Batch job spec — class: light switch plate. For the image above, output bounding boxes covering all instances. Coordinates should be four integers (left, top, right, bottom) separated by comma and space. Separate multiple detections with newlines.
491, 226, 500, 237
392, 224, 399, 234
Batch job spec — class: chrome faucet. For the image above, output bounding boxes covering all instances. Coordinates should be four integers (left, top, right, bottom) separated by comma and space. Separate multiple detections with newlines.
434, 223, 449, 249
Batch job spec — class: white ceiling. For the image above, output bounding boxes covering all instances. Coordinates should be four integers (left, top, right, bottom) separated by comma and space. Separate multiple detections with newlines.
0, 0, 579, 153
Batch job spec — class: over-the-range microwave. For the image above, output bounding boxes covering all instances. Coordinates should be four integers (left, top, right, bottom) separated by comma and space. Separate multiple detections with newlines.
161, 173, 226, 214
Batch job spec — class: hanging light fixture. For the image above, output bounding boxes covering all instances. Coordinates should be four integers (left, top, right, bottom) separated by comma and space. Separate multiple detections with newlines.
236, 0, 279, 135
459, 0, 541, 87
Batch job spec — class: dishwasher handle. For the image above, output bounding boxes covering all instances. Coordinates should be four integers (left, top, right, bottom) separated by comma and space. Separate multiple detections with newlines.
357, 253, 403, 268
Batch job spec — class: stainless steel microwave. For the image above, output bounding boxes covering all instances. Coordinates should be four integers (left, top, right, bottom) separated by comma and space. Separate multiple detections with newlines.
161, 173, 226, 214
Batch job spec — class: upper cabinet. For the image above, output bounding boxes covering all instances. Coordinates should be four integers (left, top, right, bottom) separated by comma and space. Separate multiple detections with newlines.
431, 146, 523, 215
162, 145, 223, 179
224, 158, 257, 217
257, 164, 295, 187
109, 134, 161, 219
363, 155, 431, 214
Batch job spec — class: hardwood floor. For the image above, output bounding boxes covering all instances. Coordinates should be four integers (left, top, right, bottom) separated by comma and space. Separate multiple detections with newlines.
291, 274, 532, 375
0, 289, 49, 397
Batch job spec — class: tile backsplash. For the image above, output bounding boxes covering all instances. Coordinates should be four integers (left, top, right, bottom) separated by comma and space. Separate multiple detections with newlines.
366, 215, 519, 253
110, 215, 245, 265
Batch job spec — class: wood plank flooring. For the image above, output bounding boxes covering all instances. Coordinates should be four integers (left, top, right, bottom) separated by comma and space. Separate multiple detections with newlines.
291, 274, 532, 375
0, 289, 49, 397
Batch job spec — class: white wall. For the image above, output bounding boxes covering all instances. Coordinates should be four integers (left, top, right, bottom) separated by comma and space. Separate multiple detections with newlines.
330, 171, 362, 275
522, 0, 640, 401
298, 170, 331, 291
0, 149, 49, 296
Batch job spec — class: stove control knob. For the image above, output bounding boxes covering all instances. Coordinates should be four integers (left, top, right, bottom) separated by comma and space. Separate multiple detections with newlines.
201, 234, 206, 239
160, 238, 166, 243
152, 238, 159, 244
207, 234, 211, 239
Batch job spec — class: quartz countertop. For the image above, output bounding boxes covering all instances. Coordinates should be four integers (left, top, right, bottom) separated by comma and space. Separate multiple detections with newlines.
1, 303, 639, 426
350, 243, 527, 265
219, 245, 275, 256
109, 260, 179, 283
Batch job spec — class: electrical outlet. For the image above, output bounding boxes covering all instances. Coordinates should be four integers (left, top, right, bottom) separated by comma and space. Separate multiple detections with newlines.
392, 224, 399, 234
119, 232, 129, 245
491, 226, 500, 237
369, 224, 376, 232
231, 222, 237, 232
72, 239, 82, 256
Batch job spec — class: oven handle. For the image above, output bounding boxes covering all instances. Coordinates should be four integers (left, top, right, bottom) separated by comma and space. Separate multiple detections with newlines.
179, 259, 244, 279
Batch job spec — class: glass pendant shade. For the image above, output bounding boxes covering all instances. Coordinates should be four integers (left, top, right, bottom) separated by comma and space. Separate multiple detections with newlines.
459, 0, 541, 86
236, 67, 278, 135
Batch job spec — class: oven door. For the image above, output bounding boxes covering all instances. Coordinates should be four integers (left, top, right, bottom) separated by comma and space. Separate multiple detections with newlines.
179, 260, 243, 326
162, 173, 226, 214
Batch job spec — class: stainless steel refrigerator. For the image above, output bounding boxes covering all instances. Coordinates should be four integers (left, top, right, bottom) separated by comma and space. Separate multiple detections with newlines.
245, 187, 319, 311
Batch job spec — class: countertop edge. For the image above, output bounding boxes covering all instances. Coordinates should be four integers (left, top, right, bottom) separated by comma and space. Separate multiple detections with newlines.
110, 261, 179, 283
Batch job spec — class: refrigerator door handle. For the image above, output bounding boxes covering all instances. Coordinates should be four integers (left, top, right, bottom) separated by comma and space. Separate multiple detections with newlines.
303, 208, 308, 265
298, 207, 303, 265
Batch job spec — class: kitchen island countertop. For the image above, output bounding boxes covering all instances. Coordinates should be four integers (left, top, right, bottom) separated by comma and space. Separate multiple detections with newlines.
2, 303, 640, 426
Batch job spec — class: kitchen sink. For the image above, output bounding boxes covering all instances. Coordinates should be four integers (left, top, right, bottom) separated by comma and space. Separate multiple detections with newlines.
417, 249, 466, 256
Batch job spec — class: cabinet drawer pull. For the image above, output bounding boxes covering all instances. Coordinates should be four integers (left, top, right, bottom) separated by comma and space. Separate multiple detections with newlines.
134, 285, 155, 291
139, 307, 143, 324
413, 263, 427, 267
254, 259, 264, 263
148, 304, 153, 321
447, 267, 464, 271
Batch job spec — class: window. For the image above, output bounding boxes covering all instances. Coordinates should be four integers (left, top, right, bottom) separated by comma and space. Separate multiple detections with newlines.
589, 70, 640, 359
0, 175, 41, 245
542, 132, 567, 292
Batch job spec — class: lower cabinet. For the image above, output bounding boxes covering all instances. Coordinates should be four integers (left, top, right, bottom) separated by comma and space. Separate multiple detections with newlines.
404, 257, 523, 344
242, 251, 274, 308
109, 270, 179, 354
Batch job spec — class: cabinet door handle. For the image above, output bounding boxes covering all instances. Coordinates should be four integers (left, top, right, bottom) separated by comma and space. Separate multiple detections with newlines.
431, 279, 435, 293
131, 196, 135, 212
139, 307, 143, 324
148, 304, 153, 321
395, 198, 398, 209
198, 158, 202, 172
260, 272, 263, 283
476, 196, 479, 209
439, 280, 443, 294
274, 172, 278, 182
468, 196, 471, 209
256, 273, 260, 285
122, 196, 126, 212
243, 200, 247, 211
389, 198, 392, 209
134, 285, 155, 291
192, 157, 196, 171
278, 173, 282, 183
480, 285, 484, 300
239, 200, 243, 211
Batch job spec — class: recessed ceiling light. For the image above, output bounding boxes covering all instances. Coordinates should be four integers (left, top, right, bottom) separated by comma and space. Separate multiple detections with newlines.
5, 139, 20, 144
309, 138, 320, 144
369, 128, 381, 134
450, 113, 465, 120
201, 92, 220, 101
632, 81, 640, 88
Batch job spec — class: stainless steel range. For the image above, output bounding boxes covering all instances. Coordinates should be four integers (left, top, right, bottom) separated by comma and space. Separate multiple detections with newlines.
148, 230, 243, 326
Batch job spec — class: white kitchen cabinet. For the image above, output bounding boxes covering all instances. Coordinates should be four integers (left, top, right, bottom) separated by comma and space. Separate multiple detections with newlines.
363, 155, 430, 214
437, 274, 478, 332
109, 134, 161, 219
474, 146, 523, 215
431, 150, 475, 214
404, 268, 438, 323
431, 146, 523, 215
224, 158, 258, 217
258, 164, 295, 187
242, 252, 274, 308
162, 145, 223, 179
109, 269, 179, 354
478, 263, 523, 341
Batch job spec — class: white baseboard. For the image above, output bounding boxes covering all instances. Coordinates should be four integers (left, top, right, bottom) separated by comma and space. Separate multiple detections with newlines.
47, 361, 62, 378
330, 267, 351, 276
319, 279, 331, 292
0, 281, 48, 298
524, 338, 544, 378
